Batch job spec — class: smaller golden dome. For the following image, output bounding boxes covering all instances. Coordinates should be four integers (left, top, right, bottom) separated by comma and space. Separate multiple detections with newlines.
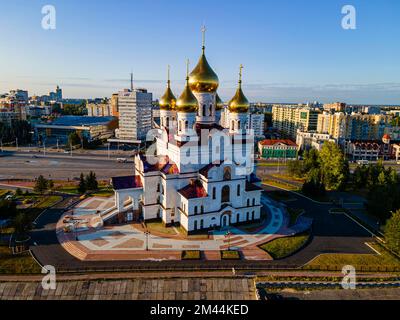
176, 61, 199, 113
228, 65, 249, 113
215, 94, 224, 111
159, 66, 176, 110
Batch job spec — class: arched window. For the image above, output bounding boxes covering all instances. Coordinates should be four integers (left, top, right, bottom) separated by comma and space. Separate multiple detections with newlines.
251, 211, 255, 220
212, 187, 216, 200
237, 120, 241, 130
237, 185, 240, 196
252, 198, 255, 206
231, 120, 234, 130
221, 185, 230, 203
200, 219, 204, 229
166, 117, 169, 127
178, 121, 181, 132
194, 206, 198, 215
157, 184, 160, 192
194, 220, 198, 230
201, 205, 204, 214
236, 213, 240, 223
223, 167, 231, 181
246, 212, 249, 220
247, 199, 250, 206
185, 120, 188, 129
203, 104, 206, 116
209, 104, 212, 116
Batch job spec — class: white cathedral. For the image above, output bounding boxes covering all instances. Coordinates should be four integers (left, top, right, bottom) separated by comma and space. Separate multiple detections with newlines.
102, 33, 263, 234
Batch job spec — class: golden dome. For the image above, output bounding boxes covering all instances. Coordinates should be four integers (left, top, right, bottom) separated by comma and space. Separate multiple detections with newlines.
176, 61, 199, 113
159, 66, 176, 110
188, 27, 219, 93
228, 65, 249, 113
215, 94, 224, 111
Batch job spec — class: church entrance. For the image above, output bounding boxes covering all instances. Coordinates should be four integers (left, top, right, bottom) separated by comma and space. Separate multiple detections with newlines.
220, 211, 231, 228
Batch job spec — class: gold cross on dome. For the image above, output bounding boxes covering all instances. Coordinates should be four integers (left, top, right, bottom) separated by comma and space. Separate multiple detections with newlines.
239, 64, 243, 82
201, 25, 206, 50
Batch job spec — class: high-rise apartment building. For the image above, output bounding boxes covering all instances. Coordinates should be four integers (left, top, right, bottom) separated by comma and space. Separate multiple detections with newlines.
317, 112, 393, 141
272, 105, 320, 138
115, 88, 152, 142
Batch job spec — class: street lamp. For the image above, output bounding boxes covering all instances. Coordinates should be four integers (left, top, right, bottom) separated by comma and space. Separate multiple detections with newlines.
225, 230, 232, 251
144, 231, 150, 251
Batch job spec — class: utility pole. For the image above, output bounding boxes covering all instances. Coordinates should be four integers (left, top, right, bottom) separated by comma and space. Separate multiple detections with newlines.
15, 138, 18, 151
70, 142, 73, 157
43, 141, 46, 156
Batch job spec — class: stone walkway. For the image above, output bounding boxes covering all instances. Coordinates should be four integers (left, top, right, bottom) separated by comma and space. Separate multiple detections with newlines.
57, 195, 312, 261
0, 278, 256, 300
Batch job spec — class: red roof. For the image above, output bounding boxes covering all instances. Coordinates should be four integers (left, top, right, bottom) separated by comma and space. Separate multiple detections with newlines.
259, 139, 297, 147
178, 180, 208, 199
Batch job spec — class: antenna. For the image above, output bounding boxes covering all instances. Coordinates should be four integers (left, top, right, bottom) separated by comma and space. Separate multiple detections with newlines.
130, 71, 134, 91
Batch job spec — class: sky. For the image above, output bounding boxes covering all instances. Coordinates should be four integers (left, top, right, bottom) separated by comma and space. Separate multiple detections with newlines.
0, 0, 400, 104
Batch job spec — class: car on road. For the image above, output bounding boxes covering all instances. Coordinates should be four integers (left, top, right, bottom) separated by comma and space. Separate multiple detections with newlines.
117, 158, 128, 163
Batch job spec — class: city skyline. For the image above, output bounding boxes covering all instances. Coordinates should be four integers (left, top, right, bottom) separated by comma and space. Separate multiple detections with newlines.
1, 0, 400, 104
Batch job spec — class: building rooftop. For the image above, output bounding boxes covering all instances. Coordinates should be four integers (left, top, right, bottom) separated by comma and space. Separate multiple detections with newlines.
178, 180, 208, 199
51, 116, 114, 126
259, 139, 297, 147
111, 175, 142, 190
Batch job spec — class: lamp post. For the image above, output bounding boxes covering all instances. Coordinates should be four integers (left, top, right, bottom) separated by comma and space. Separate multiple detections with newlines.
144, 231, 150, 251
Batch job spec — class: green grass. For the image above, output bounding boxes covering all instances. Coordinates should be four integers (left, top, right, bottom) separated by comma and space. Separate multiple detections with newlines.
182, 250, 201, 260
35, 195, 63, 209
0, 190, 11, 198
145, 221, 177, 235
304, 242, 400, 270
259, 232, 310, 259
257, 162, 288, 167
56, 186, 80, 194
90, 188, 114, 197
0, 246, 41, 274
262, 180, 299, 191
221, 250, 241, 260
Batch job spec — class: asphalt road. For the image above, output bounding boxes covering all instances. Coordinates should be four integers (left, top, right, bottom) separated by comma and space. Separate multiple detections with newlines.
0, 153, 133, 180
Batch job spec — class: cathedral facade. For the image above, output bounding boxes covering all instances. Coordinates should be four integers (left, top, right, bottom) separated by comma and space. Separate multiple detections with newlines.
103, 34, 262, 233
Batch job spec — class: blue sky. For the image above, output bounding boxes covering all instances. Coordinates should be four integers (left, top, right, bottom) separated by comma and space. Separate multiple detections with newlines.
1, 0, 399, 104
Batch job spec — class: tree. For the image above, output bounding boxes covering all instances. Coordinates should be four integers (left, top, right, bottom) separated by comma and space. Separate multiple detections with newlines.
34, 175, 49, 194
13, 212, 32, 236
78, 173, 87, 194
287, 160, 305, 178
318, 142, 349, 190
0, 199, 17, 219
68, 132, 81, 147
15, 188, 23, 196
384, 210, 400, 255
48, 179, 54, 191
85, 171, 98, 191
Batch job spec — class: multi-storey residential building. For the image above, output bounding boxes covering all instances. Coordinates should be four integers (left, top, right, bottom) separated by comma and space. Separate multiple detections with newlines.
115, 88, 153, 142
247, 113, 265, 138
86, 102, 112, 117
296, 130, 337, 151
0, 109, 18, 125
317, 112, 393, 142
272, 105, 320, 139
110, 93, 119, 117
323, 102, 346, 112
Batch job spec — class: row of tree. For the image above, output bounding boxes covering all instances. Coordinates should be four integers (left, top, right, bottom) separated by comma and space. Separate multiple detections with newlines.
287, 142, 350, 196
0, 120, 32, 144
78, 171, 99, 194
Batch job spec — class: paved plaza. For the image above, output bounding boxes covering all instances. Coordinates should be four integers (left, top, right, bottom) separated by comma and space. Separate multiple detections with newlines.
57, 194, 312, 261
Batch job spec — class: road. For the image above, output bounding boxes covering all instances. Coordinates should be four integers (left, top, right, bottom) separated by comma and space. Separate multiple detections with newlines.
0, 152, 133, 180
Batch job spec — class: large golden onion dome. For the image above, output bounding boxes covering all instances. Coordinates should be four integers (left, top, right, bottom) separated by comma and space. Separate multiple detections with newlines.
176, 61, 199, 113
159, 66, 176, 110
188, 27, 219, 93
215, 94, 224, 111
228, 65, 250, 113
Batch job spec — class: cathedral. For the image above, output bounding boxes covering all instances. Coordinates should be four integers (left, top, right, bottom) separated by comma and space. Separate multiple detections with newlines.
102, 30, 263, 234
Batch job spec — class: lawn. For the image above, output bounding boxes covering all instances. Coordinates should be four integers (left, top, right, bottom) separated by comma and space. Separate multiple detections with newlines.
257, 162, 288, 167
145, 221, 177, 235
0, 190, 11, 198
0, 246, 41, 274
90, 188, 114, 197
304, 242, 400, 270
56, 186, 80, 194
262, 180, 299, 191
182, 250, 201, 260
259, 232, 310, 259
35, 195, 63, 209
221, 250, 241, 260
